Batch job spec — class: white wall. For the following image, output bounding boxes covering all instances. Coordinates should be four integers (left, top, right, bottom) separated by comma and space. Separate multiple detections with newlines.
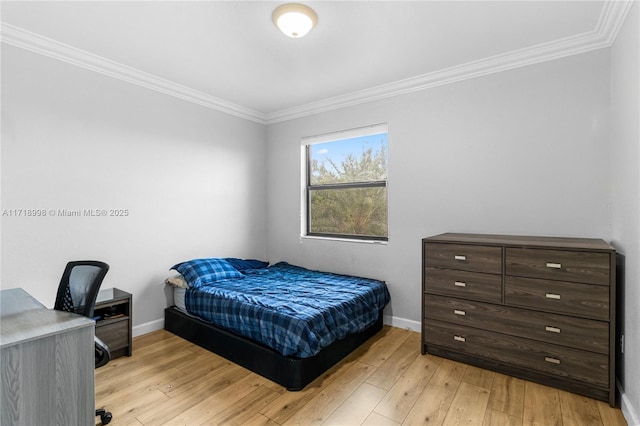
611, 3, 640, 424
267, 49, 612, 328
1, 46, 268, 329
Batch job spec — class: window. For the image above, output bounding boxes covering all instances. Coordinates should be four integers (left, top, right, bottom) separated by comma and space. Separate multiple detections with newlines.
304, 124, 388, 241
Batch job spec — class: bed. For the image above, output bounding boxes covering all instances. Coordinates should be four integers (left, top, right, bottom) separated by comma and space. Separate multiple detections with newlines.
164, 258, 390, 390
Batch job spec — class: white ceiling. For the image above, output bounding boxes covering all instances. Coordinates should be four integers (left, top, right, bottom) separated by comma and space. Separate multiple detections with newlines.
0, 1, 632, 124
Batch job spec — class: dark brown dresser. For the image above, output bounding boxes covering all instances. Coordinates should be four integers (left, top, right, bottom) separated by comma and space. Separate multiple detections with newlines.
422, 233, 616, 406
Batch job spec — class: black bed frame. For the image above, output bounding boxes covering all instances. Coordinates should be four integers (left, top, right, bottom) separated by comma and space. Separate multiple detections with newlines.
164, 306, 384, 390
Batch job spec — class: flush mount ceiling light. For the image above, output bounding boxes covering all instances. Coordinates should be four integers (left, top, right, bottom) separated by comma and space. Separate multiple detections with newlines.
272, 3, 318, 38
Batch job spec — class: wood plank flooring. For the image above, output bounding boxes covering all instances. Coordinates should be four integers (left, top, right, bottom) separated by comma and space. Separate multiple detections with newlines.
95, 327, 628, 426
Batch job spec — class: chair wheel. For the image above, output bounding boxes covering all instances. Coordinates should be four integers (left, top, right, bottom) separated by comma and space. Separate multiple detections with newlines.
100, 411, 112, 425
96, 408, 112, 425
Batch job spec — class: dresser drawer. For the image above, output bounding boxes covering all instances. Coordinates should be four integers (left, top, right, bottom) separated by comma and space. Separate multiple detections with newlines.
506, 248, 610, 286
425, 268, 501, 303
505, 276, 609, 320
425, 243, 502, 274
424, 295, 609, 354
424, 320, 609, 387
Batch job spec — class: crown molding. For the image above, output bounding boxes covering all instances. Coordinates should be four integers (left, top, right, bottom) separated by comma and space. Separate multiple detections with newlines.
1, 1, 634, 126
265, 0, 635, 124
596, 0, 636, 45
0, 22, 268, 125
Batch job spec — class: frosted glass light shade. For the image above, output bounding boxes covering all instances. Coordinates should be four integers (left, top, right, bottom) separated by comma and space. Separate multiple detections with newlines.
272, 3, 318, 38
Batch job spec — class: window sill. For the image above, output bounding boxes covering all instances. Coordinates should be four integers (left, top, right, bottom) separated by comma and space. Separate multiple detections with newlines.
300, 235, 388, 245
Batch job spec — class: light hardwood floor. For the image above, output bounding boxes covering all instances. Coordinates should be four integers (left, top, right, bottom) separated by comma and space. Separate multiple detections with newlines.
95, 327, 627, 426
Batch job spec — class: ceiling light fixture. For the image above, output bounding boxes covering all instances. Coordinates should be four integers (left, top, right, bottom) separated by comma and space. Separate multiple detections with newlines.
272, 3, 318, 38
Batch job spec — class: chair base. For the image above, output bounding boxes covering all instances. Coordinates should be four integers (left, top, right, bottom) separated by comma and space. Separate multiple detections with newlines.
96, 408, 112, 425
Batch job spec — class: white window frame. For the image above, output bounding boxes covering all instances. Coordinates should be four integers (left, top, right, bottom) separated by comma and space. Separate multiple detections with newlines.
300, 123, 389, 242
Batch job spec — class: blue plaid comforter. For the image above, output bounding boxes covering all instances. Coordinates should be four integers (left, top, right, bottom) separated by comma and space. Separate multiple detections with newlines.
185, 262, 390, 358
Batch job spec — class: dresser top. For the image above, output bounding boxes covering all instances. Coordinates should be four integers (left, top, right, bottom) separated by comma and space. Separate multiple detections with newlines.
424, 233, 615, 252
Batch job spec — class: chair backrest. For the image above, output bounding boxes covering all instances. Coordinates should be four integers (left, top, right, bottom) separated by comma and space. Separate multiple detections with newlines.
54, 261, 109, 318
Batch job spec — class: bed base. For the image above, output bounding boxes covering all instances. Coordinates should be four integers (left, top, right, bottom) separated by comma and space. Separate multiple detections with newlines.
164, 306, 383, 391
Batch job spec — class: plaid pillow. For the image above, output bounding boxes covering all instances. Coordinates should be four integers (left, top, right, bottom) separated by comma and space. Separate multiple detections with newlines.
171, 258, 244, 288
224, 258, 269, 271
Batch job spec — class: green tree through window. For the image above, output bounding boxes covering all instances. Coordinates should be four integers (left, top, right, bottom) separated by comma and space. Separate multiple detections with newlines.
306, 131, 388, 240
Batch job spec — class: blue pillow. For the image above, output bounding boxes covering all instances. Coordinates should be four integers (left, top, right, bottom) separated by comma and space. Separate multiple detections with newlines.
224, 258, 269, 271
171, 258, 244, 288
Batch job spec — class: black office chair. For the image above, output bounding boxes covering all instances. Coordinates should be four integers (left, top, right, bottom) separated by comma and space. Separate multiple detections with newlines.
54, 260, 113, 425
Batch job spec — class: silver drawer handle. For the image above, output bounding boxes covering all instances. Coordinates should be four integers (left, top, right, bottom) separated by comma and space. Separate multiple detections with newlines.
454, 335, 466, 342
454, 281, 467, 287
454, 255, 466, 261
546, 262, 562, 269
545, 293, 561, 300
454, 309, 466, 316
545, 326, 561, 333
545, 356, 561, 364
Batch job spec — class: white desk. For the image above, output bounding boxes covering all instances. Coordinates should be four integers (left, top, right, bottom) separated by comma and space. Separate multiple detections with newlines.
0, 288, 95, 426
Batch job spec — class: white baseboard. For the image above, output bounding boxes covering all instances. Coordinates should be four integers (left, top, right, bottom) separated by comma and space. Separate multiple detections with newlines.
383, 315, 421, 332
132, 318, 164, 337
619, 380, 640, 426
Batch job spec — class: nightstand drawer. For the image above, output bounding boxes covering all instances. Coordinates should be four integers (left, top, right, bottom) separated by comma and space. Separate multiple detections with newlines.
95, 288, 132, 358
424, 320, 608, 387
425, 268, 501, 303
425, 295, 609, 354
505, 276, 609, 320
96, 319, 129, 351
506, 248, 610, 285
425, 243, 502, 274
